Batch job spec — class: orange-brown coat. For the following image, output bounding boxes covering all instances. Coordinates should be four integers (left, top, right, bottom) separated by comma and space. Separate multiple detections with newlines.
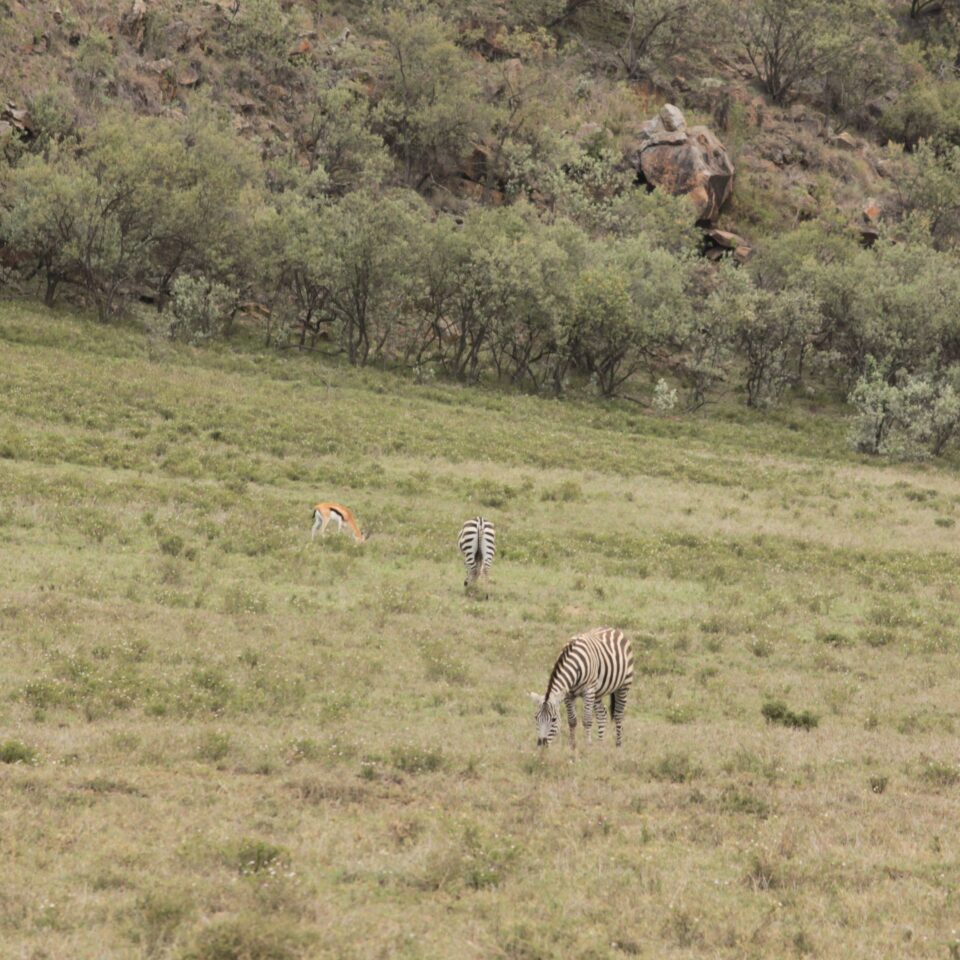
311, 502, 368, 543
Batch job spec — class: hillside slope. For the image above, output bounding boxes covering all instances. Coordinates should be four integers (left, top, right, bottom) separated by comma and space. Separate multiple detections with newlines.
3, 304, 960, 958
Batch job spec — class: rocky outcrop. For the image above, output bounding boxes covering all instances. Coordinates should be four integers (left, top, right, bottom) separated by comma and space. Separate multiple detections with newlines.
625, 104, 734, 223
0, 103, 33, 143
704, 228, 752, 264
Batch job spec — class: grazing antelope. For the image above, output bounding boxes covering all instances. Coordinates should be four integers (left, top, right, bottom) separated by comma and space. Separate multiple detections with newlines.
529, 627, 633, 749
458, 516, 495, 588
311, 502, 368, 544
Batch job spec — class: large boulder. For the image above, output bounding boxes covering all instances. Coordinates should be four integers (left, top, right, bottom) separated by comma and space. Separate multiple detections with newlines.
626, 104, 734, 223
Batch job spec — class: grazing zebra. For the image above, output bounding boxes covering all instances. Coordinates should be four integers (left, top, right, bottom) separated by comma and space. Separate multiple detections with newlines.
528, 627, 633, 749
311, 502, 368, 544
457, 516, 495, 588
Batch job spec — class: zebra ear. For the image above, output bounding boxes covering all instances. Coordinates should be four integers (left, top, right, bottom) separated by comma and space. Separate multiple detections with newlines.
528, 691, 543, 705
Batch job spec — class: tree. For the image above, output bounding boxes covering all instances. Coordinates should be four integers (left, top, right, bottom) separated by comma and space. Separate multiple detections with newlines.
1, 151, 79, 306
312, 190, 425, 365
848, 361, 960, 458
576, 0, 696, 79
1, 115, 170, 322
148, 108, 265, 311
564, 236, 688, 397
901, 139, 960, 249
415, 210, 517, 382
298, 80, 391, 194
738, 0, 877, 105
676, 260, 745, 409
738, 287, 819, 407
367, 5, 494, 188
226, 0, 293, 77
0, 110, 267, 321
568, 266, 636, 397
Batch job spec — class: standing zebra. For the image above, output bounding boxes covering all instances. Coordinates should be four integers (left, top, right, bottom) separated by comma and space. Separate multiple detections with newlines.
529, 627, 633, 749
457, 516, 495, 589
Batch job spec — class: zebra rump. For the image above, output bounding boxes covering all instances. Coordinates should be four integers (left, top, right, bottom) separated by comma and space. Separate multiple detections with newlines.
458, 516, 495, 587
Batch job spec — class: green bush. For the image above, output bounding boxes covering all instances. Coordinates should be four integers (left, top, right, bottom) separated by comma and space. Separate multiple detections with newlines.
0, 740, 38, 764
181, 916, 305, 960
224, 838, 289, 876
849, 362, 960, 458
761, 699, 819, 730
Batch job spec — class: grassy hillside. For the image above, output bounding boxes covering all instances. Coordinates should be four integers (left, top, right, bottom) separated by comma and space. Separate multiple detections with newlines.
4, 302, 960, 959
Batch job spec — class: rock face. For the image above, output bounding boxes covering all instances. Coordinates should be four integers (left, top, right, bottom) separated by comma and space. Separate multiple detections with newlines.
626, 104, 734, 223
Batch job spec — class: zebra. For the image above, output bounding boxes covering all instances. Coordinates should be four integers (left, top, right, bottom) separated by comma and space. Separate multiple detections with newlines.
528, 627, 633, 749
457, 516, 495, 589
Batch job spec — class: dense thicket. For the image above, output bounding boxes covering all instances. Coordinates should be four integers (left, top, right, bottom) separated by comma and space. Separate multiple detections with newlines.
5, 1, 960, 449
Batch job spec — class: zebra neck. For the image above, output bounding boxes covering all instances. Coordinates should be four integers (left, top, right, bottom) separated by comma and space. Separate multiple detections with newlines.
544, 667, 573, 704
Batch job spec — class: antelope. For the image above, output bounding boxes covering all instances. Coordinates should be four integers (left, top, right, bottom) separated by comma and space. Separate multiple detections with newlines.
311, 502, 368, 544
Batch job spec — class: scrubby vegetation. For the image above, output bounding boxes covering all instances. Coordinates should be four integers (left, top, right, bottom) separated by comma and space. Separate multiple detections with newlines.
5, 1, 960, 451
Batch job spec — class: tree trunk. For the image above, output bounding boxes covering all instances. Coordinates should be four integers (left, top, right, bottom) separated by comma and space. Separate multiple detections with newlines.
43, 273, 59, 307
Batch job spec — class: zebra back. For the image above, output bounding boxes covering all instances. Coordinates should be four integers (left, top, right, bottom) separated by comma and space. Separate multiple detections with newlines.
545, 627, 632, 701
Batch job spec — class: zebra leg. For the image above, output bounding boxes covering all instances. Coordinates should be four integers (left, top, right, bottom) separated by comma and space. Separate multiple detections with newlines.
594, 697, 608, 742
612, 689, 628, 747
582, 689, 595, 744
565, 696, 577, 750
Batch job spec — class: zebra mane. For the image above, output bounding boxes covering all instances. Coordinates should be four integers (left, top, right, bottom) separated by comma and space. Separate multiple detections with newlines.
544, 639, 576, 703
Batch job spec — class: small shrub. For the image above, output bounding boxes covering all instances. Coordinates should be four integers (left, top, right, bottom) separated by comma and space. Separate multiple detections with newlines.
935, 517, 956, 528
225, 838, 289, 876
181, 916, 304, 960
650, 752, 702, 783
869, 775, 889, 794
223, 585, 268, 615
169, 275, 238, 344
158, 533, 184, 557
817, 630, 851, 648
288, 738, 321, 762
665, 704, 694, 724
414, 825, 519, 892
761, 699, 819, 730
196, 731, 231, 763
392, 745, 445, 774
0, 740, 38, 764
861, 627, 894, 648
226, 0, 292, 66
744, 851, 785, 891
918, 756, 960, 788
849, 362, 960, 459
75, 30, 116, 90
540, 480, 583, 502
132, 887, 192, 955
719, 786, 771, 818
652, 377, 678, 413
238, 649, 260, 669
748, 637, 773, 658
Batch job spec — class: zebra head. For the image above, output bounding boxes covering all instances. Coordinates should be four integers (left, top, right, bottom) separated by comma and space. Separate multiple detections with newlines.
528, 692, 559, 747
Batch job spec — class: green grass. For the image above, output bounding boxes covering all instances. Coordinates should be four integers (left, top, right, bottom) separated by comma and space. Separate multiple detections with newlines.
4, 301, 960, 958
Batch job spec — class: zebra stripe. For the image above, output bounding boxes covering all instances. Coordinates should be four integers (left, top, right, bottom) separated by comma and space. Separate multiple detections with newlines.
532, 627, 633, 748
457, 516, 495, 587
